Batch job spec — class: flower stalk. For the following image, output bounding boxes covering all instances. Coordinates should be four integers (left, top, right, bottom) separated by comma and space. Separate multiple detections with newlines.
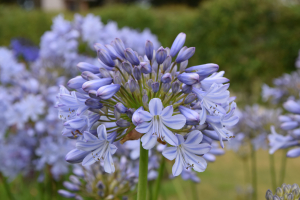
137, 139, 149, 200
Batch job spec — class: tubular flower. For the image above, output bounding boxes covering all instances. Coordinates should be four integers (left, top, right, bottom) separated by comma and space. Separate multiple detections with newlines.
56, 32, 238, 176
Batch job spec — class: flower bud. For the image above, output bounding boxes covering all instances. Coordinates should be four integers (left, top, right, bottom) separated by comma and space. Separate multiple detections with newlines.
115, 102, 127, 113
125, 48, 140, 66
163, 56, 171, 72
161, 73, 172, 83
88, 90, 100, 99
94, 43, 106, 51
172, 81, 180, 94
65, 149, 89, 164
133, 66, 142, 80
175, 47, 195, 63
163, 83, 171, 93
81, 71, 100, 81
85, 98, 103, 109
281, 121, 298, 130
67, 76, 86, 89
132, 107, 144, 126
184, 93, 196, 104
63, 181, 80, 191
272, 195, 280, 200
77, 62, 100, 73
113, 75, 122, 85
128, 79, 138, 93
145, 40, 154, 61
69, 175, 81, 185
156, 47, 167, 64
182, 84, 192, 94
105, 44, 119, 60
142, 94, 148, 104
122, 61, 132, 75
97, 84, 120, 100
147, 79, 154, 88
180, 60, 188, 72
276, 187, 283, 197
151, 82, 159, 93
126, 108, 134, 119
283, 100, 300, 114
287, 194, 293, 200
82, 78, 113, 92
58, 190, 76, 198
114, 107, 121, 120
140, 62, 152, 74
116, 119, 130, 127
99, 68, 111, 78
179, 106, 200, 125
178, 73, 200, 85
185, 63, 219, 77
170, 32, 186, 57
113, 38, 126, 59
98, 49, 115, 68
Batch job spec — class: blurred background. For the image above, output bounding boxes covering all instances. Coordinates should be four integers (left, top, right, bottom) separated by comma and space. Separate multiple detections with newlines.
1, 0, 300, 199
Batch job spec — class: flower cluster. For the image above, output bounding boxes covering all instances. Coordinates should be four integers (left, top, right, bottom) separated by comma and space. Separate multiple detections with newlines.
265, 183, 300, 200
58, 32, 238, 176
58, 158, 137, 200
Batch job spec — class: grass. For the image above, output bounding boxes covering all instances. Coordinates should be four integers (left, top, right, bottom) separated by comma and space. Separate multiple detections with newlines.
1, 149, 299, 200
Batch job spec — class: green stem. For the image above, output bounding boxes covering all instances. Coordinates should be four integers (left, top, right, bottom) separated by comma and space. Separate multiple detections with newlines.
137, 140, 149, 200
269, 154, 277, 191
191, 181, 198, 200
153, 158, 165, 200
0, 173, 15, 200
279, 149, 288, 185
250, 144, 257, 200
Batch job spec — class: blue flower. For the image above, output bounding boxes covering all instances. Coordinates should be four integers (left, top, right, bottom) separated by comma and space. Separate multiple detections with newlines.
134, 98, 186, 149
162, 130, 211, 176
76, 125, 117, 173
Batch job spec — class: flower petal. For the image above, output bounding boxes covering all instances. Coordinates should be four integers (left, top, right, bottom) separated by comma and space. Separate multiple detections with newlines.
172, 154, 183, 176
149, 98, 163, 116
82, 153, 96, 166
161, 106, 173, 119
83, 131, 98, 142
76, 140, 104, 152
162, 114, 186, 129
104, 151, 115, 173
136, 121, 153, 134
162, 147, 177, 160
138, 110, 153, 121
184, 143, 211, 155
184, 150, 207, 172
161, 124, 178, 146
110, 144, 118, 155
97, 124, 107, 140
287, 148, 300, 158
184, 130, 203, 145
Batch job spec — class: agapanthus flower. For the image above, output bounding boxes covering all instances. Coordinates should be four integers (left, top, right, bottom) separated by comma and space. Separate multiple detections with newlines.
265, 183, 300, 200
56, 32, 238, 177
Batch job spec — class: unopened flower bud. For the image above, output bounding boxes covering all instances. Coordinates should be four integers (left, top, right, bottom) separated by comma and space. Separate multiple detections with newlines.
96, 181, 105, 190
126, 108, 134, 119
69, 175, 81, 185
98, 49, 115, 68
145, 40, 154, 61
272, 195, 280, 200
122, 61, 132, 75
179, 106, 200, 125
163, 56, 171, 72
105, 44, 119, 60
63, 181, 80, 191
172, 81, 180, 94
163, 83, 171, 93
113, 75, 122, 85
142, 95, 148, 104
81, 71, 100, 81
77, 62, 100, 73
82, 78, 113, 92
287, 194, 293, 200
113, 38, 126, 59
85, 98, 103, 109
185, 63, 219, 77
175, 47, 195, 63
128, 79, 138, 93
151, 82, 159, 93
184, 93, 196, 104
88, 90, 100, 99
276, 187, 283, 197
182, 84, 192, 94
161, 73, 172, 83
99, 68, 111, 78
97, 84, 120, 100
133, 66, 142, 80
180, 60, 188, 72
114, 108, 121, 120
140, 62, 152, 74
116, 119, 130, 127
58, 190, 76, 198
67, 76, 86, 89
156, 47, 167, 64
115, 103, 127, 113
170, 32, 186, 57
125, 48, 140, 66
147, 79, 154, 88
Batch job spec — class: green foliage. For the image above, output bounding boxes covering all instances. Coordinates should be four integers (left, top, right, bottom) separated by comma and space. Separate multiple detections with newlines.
189, 0, 300, 103
1, 1, 300, 103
